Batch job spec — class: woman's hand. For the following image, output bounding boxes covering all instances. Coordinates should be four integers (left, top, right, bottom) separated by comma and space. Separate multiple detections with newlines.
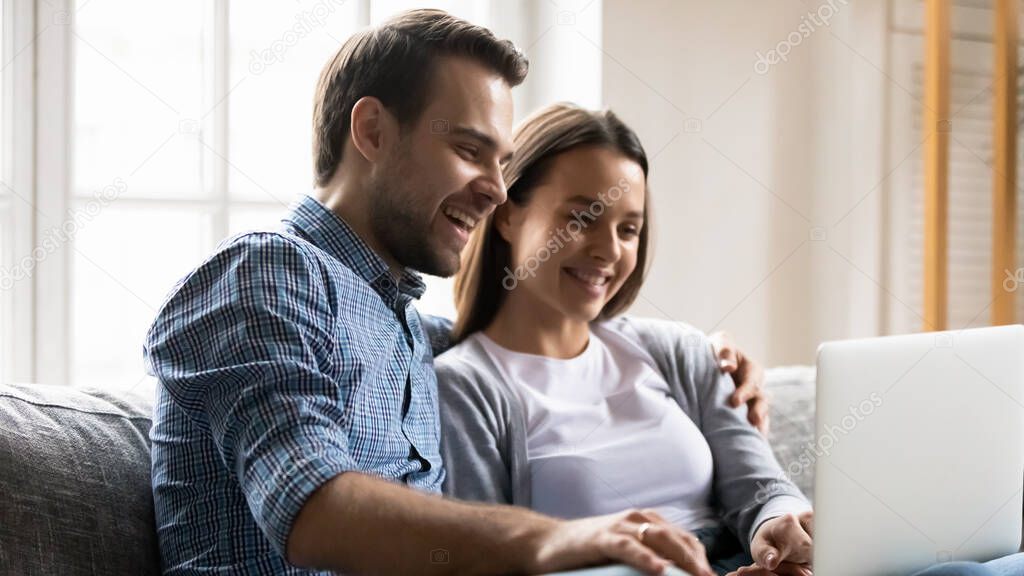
530, 508, 716, 576
709, 331, 770, 435
726, 512, 814, 576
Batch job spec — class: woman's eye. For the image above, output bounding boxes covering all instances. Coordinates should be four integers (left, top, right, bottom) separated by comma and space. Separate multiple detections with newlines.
620, 226, 640, 238
457, 145, 478, 160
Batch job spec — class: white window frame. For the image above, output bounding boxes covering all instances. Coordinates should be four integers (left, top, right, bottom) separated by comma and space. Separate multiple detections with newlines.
21, 0, 571, 386
3, 0, 37, 384
30, 0, 371, 386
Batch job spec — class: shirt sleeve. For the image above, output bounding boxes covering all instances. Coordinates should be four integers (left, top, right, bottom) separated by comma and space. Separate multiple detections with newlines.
144, 232, 359, 557
435, 352, 518, 504
680, 329, 812, 552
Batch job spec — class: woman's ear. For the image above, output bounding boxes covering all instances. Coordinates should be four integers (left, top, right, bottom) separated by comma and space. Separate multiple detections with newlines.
349, 96, 393, 163
493, 203, 517, 244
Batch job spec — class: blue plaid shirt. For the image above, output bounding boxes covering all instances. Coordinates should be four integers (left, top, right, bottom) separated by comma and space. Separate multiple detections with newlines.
145, 195, 445, 575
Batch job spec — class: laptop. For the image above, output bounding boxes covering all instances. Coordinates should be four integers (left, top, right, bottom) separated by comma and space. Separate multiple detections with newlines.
813, 325, 1024, 575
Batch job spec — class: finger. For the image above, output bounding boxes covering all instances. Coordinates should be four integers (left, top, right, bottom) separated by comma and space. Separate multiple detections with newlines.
757, 543, 782, 571
718, 348, 739, 373
726, 565, 773, 576
730, 376, 758, 407
748, 397, 771, 435
637, 524, 714, 576
634, 508, 670, 526
733, 562, 813, 576
602, 533, 672, 576
675, 532, 714, 576
763, 515, 813, 565
709, 332, 739, 373
773, 561, 813, 576
798, 511, 814, 538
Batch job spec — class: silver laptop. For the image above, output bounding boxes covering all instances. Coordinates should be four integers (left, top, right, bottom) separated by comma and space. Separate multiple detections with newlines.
813, 325, 1024, 575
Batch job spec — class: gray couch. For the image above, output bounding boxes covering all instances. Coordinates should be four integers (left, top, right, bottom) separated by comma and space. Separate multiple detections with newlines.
0, 367, 818, 575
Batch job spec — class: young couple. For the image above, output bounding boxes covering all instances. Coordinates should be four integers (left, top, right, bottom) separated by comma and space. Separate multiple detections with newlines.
144, 9, 1023, 576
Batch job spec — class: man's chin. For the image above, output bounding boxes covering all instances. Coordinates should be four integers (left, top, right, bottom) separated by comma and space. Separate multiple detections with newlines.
428, 254, 462, 278
406, 247, 461, 278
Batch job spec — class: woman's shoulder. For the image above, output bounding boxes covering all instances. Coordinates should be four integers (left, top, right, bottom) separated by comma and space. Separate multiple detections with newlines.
434, 333, 488, 374
433, 333, 524, 428
433, 334, 512, 398
596, 314, 711, 353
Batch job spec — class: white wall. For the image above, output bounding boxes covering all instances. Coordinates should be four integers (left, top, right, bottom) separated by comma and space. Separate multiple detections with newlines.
602, 0, 888, 366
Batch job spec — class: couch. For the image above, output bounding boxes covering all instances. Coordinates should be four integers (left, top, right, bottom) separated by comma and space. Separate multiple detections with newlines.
0, 366, 817, 575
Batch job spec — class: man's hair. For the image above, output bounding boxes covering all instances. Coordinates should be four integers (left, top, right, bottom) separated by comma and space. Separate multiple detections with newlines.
312, 9, 529, 187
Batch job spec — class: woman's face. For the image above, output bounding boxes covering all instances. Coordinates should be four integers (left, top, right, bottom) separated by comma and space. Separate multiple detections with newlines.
497, 145, 647, 324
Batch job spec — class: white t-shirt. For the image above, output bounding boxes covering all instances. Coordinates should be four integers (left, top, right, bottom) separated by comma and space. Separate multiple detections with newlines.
472, 323, 719, 530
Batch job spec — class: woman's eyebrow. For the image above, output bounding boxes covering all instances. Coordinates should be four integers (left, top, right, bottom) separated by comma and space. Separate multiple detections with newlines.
564, 195, 643, 218
565, 195, 596, 206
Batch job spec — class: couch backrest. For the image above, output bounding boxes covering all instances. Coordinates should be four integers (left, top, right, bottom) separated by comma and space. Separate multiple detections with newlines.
0, 365, 818, 575
0, 382, 159, 575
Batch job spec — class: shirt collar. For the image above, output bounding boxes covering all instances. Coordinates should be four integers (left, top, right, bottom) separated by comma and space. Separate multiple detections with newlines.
281, 194, 426, 302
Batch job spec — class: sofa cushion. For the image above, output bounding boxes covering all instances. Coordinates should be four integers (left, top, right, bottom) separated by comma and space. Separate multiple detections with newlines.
0, 382, 159, 575
764, 366, 817, 501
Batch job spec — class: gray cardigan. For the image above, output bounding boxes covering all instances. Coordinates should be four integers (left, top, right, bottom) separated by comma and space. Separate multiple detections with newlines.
434, 315, 810, 552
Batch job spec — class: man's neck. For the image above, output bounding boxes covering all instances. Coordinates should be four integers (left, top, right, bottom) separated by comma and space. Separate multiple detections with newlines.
313, 182, 404, 280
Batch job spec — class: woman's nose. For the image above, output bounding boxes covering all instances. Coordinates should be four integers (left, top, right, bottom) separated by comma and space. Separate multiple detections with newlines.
587, 225, 621, 263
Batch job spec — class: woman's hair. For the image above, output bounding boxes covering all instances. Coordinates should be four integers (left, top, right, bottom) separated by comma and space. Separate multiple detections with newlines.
452, 102, 651, 342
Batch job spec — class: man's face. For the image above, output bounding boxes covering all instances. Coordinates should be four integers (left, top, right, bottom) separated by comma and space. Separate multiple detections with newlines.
369, 56, 514, 277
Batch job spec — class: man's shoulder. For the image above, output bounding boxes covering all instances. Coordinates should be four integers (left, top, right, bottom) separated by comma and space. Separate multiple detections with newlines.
179, 230, 371, 297
210, 230, 326, 269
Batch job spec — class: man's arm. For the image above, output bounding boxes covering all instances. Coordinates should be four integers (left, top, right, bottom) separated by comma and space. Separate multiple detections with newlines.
288, 472, 716, 576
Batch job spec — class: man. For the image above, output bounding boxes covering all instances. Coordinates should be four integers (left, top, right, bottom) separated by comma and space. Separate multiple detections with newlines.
145, 10, 771, 575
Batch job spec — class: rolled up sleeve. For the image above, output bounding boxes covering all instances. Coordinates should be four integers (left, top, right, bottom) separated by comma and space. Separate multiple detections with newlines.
145, 233, 358, 556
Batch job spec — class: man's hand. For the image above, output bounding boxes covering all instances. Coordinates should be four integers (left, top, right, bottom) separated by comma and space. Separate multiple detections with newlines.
709, 331, 770, 435
725, 512, 813, 576
531, 509, 715, 576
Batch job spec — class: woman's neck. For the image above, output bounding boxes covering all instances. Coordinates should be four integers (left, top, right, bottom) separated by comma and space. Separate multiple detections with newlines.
483, 291, 590, 359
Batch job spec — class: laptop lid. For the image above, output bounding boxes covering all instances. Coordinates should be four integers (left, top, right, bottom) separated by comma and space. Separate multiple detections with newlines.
813, 325, 1024, 575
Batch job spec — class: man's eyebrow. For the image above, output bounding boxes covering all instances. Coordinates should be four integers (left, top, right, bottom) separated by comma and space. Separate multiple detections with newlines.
450, 125, 515, 164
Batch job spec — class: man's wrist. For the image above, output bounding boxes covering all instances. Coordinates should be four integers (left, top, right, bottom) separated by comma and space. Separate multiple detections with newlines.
508, 511, 563, 574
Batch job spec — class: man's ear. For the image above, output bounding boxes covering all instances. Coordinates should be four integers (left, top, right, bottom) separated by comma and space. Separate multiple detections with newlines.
349, 96, 393, 163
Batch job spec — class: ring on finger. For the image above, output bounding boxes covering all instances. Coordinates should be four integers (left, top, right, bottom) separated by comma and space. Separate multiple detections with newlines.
636, 522, 652, 543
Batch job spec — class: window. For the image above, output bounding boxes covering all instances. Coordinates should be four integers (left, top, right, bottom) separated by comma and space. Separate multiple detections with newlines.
19, 0, 600, 387
63, 0, 497, 387
64, 0, 366, 387
886, 2, 1024, 334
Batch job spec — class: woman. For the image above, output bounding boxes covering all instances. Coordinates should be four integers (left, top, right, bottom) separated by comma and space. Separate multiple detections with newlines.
434, 103, 1024, 576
